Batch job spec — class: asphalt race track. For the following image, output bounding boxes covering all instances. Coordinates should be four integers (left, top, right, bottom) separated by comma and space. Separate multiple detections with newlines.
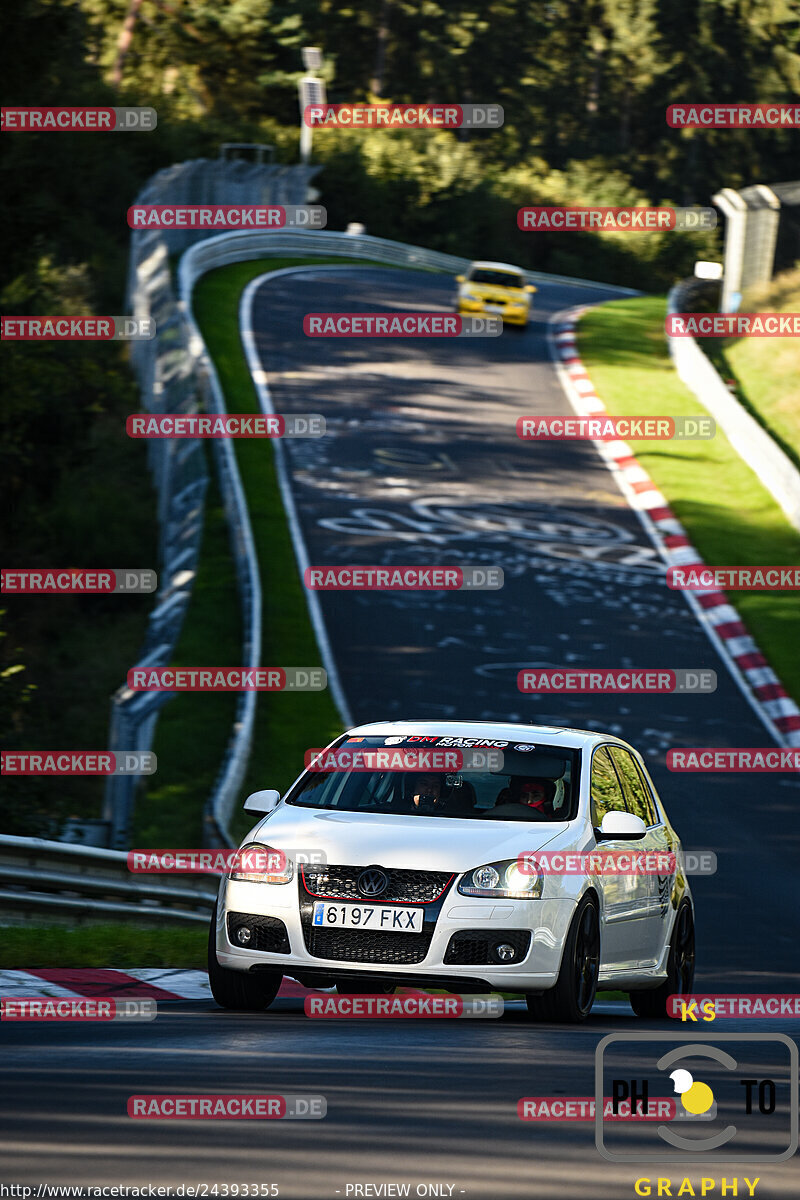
2, 268, 798, 1199
2, 1001, 798, 1198
248, 266, 800, 988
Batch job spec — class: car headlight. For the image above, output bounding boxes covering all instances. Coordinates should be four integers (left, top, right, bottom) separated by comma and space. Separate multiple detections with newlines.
462, 290, 482, 302
458, 858, 543, 899
229, 842, 293, 884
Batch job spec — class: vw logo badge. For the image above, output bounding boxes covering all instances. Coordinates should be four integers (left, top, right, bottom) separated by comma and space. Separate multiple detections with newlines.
357, 866, 389, 898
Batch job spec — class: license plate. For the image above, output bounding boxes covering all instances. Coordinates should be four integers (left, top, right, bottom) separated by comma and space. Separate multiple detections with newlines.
312, 902, 424, 933
485, 304, 504, 313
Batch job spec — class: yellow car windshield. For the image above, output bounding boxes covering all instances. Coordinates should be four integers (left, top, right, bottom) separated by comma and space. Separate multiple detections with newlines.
468, 269, 524, 288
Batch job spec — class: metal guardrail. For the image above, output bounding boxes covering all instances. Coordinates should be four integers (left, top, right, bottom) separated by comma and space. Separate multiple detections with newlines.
177, 227, 642, 295
105, 156, 318, 852
667, 280, 800, 532
0, 835, 216, 927
178, 306, 263, 852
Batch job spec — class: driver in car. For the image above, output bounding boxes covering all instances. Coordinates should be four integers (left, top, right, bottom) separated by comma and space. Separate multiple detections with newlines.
407, 772, 445, 812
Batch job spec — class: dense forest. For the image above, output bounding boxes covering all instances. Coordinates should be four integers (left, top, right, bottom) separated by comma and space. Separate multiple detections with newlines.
2, 0, 799, 784
3, 0, 799, 302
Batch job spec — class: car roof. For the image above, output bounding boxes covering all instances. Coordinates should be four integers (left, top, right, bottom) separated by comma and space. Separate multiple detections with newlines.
467, 260, 526, 274
345, 719, 633, 752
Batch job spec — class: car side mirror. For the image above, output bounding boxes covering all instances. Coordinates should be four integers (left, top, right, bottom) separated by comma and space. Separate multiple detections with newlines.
596, 810, 647, 840
455, 274, 465, 283
243, 788, 281, 815
525, 284, 537, 293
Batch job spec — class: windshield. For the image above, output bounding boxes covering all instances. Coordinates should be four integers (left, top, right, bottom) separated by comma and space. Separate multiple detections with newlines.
286, 737, 579, 821
467, 269, 524, 288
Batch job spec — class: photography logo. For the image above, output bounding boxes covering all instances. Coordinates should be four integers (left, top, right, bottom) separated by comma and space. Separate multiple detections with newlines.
595, 1033, 798, 1163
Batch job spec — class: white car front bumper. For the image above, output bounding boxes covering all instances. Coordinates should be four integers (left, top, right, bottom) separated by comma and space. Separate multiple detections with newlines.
215, 878, 579, 991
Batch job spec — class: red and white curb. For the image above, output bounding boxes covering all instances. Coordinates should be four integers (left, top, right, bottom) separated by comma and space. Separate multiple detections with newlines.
548, 306, 800, 748
0, 969, 317, 1000
0, 970, 465, 1001
0, 971, 631, 1013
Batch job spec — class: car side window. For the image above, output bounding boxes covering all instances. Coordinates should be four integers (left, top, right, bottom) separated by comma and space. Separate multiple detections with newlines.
633, 757, 661, 826
607, 747, 657, 826
590, 747, 627, 826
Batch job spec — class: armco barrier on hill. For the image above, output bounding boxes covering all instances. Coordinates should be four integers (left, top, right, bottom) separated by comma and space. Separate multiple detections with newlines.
667, 279, 800, 533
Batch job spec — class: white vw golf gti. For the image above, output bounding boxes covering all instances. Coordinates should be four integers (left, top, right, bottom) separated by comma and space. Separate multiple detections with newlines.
209, 721, 695, 1021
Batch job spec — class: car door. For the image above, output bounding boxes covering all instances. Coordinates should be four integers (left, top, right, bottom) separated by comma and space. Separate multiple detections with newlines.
590, 746, 652, 968
607, 746, 672, 964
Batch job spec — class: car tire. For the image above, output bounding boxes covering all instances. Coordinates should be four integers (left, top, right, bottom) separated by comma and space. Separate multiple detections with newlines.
207, 906, 283, 1011
629, 900, 695, 1019
525, 894, 600, 1023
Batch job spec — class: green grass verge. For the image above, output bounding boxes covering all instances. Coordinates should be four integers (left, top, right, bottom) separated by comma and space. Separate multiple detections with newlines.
192, 256, 396, 844
132, 471, 241, 848
0, 924, 206, 969
713, 265, 800, 473
124, 255, 426, 849
576, 296, 800, 703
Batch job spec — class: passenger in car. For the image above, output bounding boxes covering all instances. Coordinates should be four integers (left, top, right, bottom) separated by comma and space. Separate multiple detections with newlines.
494, 777, 555, 815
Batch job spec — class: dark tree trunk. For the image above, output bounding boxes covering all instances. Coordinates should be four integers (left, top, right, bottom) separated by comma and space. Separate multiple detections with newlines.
371, 0, 392, 96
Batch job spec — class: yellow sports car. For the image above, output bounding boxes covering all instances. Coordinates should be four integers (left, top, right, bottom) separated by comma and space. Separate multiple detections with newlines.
455, 260, 537, 328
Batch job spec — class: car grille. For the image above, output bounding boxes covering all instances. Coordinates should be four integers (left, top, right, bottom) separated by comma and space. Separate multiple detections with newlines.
298, 864, 453, 964
302, 926, 434, 964
227, 912, 291, 954
301, 865, 453, 904
443, 929, 531, 966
